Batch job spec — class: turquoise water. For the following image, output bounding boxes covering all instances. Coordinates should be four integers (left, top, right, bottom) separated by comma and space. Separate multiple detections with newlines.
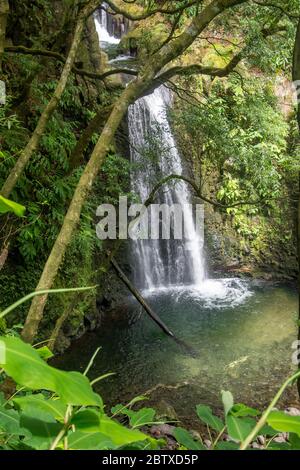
54, 279, 298, 424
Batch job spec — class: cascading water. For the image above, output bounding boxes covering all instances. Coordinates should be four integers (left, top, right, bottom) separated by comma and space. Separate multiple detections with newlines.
94, 5, 121, 45
128, 87, 205, 290
95, 6, 205, 291
94, 5, 252, 302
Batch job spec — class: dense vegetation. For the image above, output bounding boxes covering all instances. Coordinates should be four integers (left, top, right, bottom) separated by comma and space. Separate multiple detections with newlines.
0, 0, 300, 452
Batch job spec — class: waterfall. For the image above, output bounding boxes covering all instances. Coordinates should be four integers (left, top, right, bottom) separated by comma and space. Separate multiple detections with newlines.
94, 3, 128, 45
128, 87, 205, 290
94, 4, 121, 45
95, 4, 205, 291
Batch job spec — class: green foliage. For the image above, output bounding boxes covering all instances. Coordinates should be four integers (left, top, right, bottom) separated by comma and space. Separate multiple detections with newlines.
0, 336, 102, 407
100, 152, 133, 205
173, 427, 205, 450
0, 100, 28, 153
176, 75, 288, 207
196, 405, 224, 432
111, 404, 158, 428
0, 336, 157, 450
0, 196, 25, 217
173, 71, 297, 255
267, 411, 300, 437
0, 61, 128, 333
172, 371, 300, 450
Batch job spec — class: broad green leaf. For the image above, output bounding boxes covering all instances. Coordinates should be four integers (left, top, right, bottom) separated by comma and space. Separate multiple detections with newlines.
111, 404, 126, 415
98, 415, 150, 447
13, 395, 66, 421
0, 336, 102, 407
128, 408, 156, 428
68, 431, 115, 450
267, 411, 300, 437
174, 427, 205, 450
20, 407, 63, 450
215, 441, 240, 450
226, 415, 253, 442
0, 406, 29, 436
196, 405, 224, 432
289, 433, 300, 450
0, 195, 25, 217
36, 346, 54, 361
120, 439, 162, 450
231, 403, 260, 417
259, 424, 278, 437
71, 409, 101, 432
267, 441, 291, 450
111, 395, 148, 415
110, 405, 157, 428
221, 390, 234, 415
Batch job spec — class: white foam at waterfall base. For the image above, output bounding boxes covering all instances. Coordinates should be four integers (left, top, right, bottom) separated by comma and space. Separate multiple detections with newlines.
143, 278, 253, 309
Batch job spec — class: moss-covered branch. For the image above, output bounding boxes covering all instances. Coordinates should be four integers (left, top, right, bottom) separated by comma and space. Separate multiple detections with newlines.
151, 50, 244, 89
151, 23, 285, 89
105, 0, 202, 21
111, 257, 175, 338
146, 174, 270, 209
4, 45, 138, 81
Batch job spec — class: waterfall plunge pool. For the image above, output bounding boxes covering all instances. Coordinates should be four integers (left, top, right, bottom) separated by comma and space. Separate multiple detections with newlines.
53, 280, 298, 426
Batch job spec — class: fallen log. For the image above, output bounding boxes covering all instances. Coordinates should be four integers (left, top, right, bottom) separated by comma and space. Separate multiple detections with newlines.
110, 257, 174, 338
110, 257, 198, 357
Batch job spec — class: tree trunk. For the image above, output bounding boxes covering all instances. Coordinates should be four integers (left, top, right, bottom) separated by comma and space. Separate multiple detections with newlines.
68, 104, 113, 173
21, 0, 247, 343
292, 17, 300, 397
0, 0, 100, 198
48, 295, 79, 351
0, 0, 9, 71
21, 80, 143, 343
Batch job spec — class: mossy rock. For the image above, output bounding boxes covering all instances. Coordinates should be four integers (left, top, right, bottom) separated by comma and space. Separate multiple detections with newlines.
155, 400, 178, 421
119, 17, 168, 58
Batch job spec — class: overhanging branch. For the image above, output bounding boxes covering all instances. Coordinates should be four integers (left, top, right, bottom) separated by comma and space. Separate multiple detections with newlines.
4, 45, 138, 81
145, 174, 270, 209
104, 0, 202, 21
148, 23, 285, 90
